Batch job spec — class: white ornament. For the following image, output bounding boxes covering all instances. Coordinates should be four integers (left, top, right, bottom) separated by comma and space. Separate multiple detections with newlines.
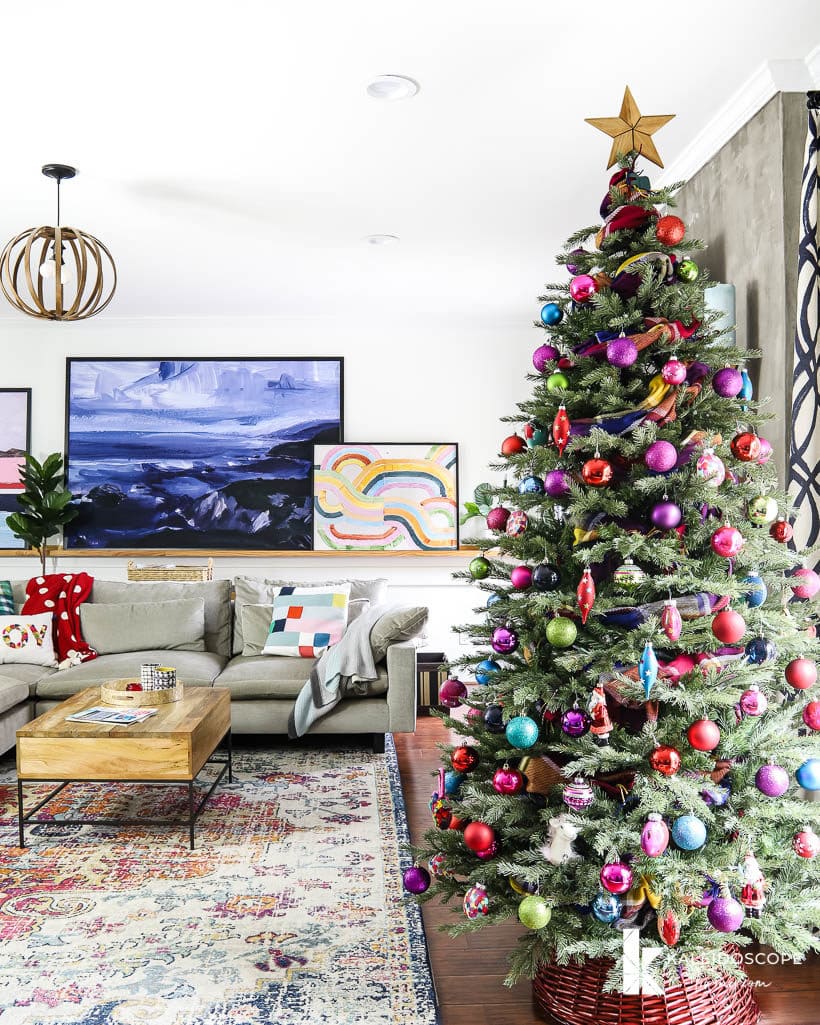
539, 814, 580, 865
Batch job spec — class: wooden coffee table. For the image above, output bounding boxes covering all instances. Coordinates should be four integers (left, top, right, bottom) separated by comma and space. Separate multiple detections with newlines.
16, 686, 232, 849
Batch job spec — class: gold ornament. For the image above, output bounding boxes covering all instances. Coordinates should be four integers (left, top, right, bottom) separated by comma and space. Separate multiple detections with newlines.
585, 86, 675, 169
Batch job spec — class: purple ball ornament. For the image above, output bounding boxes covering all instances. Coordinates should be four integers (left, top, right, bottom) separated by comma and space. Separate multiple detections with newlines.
403, 865, 432, 894
651, 499, 682, 529
600, 860, 634, 895
607, 337, 638, 368
755, 763, 790, 797
491, 625, 518, 655
661, 358, 687, 385
439, 678, 468, 709
533, 343, 559, 373
569, 274, 598, 303
713, 367, 743, 398
561, 706, 591, 737
545, 469, 571, 498
645, 440, 678, 472
707, 892, 745, 933
641, 813, 670, 857
566, 248, 586, 275
510, 565, 533, 590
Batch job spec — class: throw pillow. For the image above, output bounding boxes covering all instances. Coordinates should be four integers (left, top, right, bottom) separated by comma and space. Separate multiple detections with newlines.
370, 606, 429, 663
233, 576, 387, 654
262, 584, 351, 658
0, 581, 14, 616
241, 603, 276, 656
0, 612, 57, 667
79, 598, 207, 655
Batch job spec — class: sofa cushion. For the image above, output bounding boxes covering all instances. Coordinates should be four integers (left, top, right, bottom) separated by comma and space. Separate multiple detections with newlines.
80, 598, 206, 655
233, 576, 387, 655
91, 579, 232, 658
0, 663, 56, 699
241, 604, 274, 656
218, 654, 389, 701
370, 606, 428, 662
262, 584, 351, 658
0, 675, 30, 714
0, 612, 57, 667
0, 581, 14, 616
35, 650, 227, 700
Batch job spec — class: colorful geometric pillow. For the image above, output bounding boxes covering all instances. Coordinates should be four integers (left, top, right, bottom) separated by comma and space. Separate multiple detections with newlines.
262, 584, 351, 658
0, 581, 13, 616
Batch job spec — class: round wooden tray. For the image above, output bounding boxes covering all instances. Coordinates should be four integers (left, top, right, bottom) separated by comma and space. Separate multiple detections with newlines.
100, 678, 184, 706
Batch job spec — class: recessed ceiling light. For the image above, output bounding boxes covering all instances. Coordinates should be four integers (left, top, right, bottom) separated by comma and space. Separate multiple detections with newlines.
365, 234, 399, 245
366, 75, 419, 101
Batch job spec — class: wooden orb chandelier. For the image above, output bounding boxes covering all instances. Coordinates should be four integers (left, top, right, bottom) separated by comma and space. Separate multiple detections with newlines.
0, 164, 116, 321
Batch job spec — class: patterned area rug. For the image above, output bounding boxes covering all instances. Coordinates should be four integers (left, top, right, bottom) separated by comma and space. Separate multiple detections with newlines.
0, 737, 438, 1025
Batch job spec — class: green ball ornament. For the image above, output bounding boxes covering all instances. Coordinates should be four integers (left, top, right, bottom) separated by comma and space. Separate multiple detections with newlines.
677, 259, 699, 282
518, 894, 552, 930
546, 371, 570, 393
747, 495, 778, 525
469, 556, 491, 580
546, 616, 577, 648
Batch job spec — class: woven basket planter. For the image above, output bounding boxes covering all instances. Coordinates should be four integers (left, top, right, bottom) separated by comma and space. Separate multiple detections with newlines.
533, 948, 760, 1025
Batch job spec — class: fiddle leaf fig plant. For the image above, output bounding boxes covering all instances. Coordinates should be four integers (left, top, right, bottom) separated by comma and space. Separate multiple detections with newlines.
7, 452, 78, 574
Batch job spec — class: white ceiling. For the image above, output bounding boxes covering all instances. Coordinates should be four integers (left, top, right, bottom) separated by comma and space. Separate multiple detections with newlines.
0, 0, 817, 320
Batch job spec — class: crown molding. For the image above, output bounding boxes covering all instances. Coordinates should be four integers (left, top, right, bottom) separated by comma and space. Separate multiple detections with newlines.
657, 49, 820, 188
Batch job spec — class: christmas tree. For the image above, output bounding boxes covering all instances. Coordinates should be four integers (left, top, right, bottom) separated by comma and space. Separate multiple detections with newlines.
407, 89, 820, 993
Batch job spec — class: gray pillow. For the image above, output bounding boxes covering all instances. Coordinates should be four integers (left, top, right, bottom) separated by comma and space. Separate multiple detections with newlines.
80, 598, 206, 655
232, 576, 387, 655
241, 603, 274, 656
91, 579, 232, 657
369, 606, 428, 663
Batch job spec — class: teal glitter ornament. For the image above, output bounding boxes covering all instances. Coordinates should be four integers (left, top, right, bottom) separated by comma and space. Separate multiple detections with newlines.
591, 889, 622, 923
505, 715, 540, 749
540, 302, 563, 326
671, 814, 707, 850
677, 258, 699, 282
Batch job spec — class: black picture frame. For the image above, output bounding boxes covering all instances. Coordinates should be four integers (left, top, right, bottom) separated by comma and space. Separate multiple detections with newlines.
64, 357, 344, 550
0, 387, 32, 550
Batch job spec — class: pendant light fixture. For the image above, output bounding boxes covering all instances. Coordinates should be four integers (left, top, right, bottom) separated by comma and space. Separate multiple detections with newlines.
0, 164, 116, 321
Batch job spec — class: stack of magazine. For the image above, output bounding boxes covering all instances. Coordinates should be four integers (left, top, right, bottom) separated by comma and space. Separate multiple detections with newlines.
66, 706, 158, 725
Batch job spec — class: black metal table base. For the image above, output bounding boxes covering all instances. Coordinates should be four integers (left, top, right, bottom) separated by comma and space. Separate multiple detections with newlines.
17, 729, 233, 850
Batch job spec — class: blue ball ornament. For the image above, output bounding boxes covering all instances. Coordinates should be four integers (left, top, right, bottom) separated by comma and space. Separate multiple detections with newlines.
745, 636, 777, 664
505, 715, 540, 749
444, 771, 464, 795
518, 475, 544, 495
671, 814, 707, 850
476, 658, 501, 685
796, 758, 820, 791
591, 889, 622, 923
540, 302, 563, 326
486, 592, 502, 608
743, 572, 767, 609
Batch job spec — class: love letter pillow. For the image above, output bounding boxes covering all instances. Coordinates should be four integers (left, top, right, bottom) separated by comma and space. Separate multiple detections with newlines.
0, 612, 57, 666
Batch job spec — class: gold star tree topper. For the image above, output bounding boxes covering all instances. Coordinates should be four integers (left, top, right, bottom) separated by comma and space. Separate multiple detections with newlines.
585, 86, 675, 169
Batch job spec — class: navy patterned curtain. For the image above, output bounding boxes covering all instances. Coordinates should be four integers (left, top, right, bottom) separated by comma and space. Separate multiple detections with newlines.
788, 92, 820, 554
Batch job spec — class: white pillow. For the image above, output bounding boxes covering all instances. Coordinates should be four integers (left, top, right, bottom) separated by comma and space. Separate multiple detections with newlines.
0, 612, 57, 666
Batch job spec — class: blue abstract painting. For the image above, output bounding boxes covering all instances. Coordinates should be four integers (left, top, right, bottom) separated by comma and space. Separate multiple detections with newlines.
64, 358, 343, 550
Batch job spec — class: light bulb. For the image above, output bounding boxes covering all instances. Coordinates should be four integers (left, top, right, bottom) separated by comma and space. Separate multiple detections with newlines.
38, 255, 74, 286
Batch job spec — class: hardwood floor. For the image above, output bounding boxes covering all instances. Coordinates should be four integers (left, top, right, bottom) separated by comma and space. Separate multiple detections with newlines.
393, 716, 820, 1025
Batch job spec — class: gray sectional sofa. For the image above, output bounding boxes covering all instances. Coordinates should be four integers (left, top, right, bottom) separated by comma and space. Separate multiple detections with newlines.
0, 575, 424, 757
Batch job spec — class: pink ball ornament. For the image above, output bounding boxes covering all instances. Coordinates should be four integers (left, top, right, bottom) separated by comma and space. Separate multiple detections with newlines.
505, 510, 529, 537
645, 440, 678, 472
486, 507, 510, 532
569, 274, 598, 303
475, 840, 499, 860
756, 438, 773, 464
641, 813, 670, 857
607, 337, 638, 367
707, 894, 745, 933
791, 568, 820, 599
712, 367, 743, 398
402, 865, 431, 894
533, 343, 559, 373
739, 685, 768, 716
711, 524, 744, 558
439, 678, 468, 709
755, 764, 790, 797
510, 565, 533, 590
661, 359, 687, 385
544, 469, 571, 497
600, 860, 633, 895
492, 765, 525, 795
697, 448, 726, 488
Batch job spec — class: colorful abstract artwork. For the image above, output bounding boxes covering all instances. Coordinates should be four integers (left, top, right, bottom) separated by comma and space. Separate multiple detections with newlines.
64, 358, 343, 550
313, 442, 458, 551
0, 389, 31, 550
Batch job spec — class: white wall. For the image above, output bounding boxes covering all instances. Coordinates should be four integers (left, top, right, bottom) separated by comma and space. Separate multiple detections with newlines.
0, 312, 535, 656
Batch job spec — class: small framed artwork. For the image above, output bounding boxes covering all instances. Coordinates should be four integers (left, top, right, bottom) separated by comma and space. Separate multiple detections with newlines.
64, 358, 343, 550
0, 388, 31, 549
313, 442, 459, 552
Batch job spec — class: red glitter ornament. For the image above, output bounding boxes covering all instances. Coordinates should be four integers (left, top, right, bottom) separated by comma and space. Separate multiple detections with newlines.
552, 404, 570, 457
576, 567, 596, 625
730, 432, 762, 462
770, 518, 794, 543
581, 457, 613, 487
656, 215, 686, 246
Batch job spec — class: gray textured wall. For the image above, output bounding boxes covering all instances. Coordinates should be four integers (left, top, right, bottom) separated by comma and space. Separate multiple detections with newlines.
674, 92, 807, 482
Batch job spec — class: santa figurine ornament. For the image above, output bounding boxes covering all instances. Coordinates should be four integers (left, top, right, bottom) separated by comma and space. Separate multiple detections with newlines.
588, 682, 613, 744
739, 851, 767, 918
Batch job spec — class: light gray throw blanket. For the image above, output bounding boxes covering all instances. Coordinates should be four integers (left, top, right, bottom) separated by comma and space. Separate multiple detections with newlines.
288, 604, 388, 738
